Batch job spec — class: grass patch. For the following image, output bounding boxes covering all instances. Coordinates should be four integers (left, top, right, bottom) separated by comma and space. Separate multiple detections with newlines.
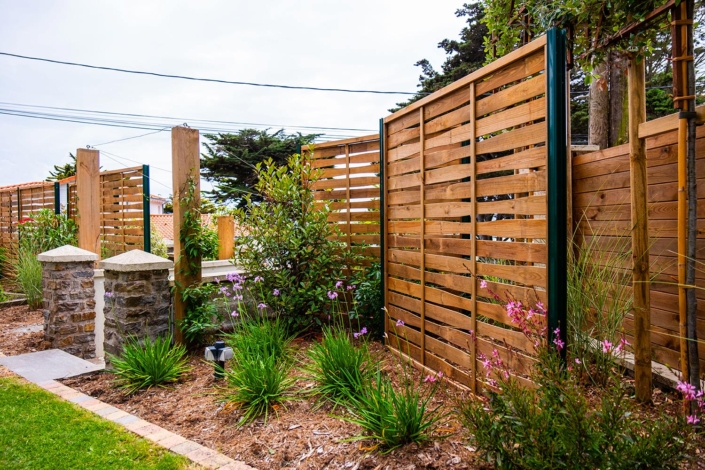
0, 377, 189, 469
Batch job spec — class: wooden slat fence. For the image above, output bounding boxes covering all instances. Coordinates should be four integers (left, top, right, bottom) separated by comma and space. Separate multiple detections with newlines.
0, 182, 57, 262
572, 116, 705, 372
100, 166, 146, 256
302, 135, 381, 268
381, 36, 551, 391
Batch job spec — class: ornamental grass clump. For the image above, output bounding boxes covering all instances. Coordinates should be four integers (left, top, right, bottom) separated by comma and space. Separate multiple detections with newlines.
223, 306, 295, 426
340, 317, 448, 452
108, 334, 190, 394
459, 283, 690, 469
305, 324, 378, 407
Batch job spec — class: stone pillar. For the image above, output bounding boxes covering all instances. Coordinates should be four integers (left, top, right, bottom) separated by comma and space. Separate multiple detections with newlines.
37, 245, 99, 359
100, 250, 173, 359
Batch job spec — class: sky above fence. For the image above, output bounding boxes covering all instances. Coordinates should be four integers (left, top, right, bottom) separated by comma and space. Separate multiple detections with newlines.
0, 0, 466, 195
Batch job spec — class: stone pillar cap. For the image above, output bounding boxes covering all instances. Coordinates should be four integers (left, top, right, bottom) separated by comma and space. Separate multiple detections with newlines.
37, 245, 99, 262
100, 249, 174, 272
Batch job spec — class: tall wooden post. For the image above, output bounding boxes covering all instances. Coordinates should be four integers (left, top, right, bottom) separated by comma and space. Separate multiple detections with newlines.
217, 215, 235, 260
628, 55, 652, 402
76, 148, 101, 257
171, 126, 201, 344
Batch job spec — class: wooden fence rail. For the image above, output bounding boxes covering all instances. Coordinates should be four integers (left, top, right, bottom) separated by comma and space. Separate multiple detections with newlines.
572, 109, 705, 372
302, 135, 381, 269
380, 33, 566, 392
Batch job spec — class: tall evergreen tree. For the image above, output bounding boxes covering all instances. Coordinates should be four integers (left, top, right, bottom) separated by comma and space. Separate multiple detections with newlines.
200, 129, 319, 205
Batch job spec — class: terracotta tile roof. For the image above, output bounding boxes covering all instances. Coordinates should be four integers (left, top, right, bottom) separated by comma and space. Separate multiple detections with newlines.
150, 214, 215, 242
0, 181, 50, 192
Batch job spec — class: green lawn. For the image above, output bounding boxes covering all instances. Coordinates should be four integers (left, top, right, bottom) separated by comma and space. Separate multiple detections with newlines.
0, 377, 190, 470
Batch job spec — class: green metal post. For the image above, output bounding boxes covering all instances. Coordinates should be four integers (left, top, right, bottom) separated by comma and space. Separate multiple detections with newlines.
547, 28, 568, 358
379, 118, 386, 340
54, 182, 60, 214
143, 164, 151, 253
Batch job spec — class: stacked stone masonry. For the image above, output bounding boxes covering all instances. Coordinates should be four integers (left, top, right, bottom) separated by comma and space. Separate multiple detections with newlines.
42, 261, 97, 359
103, 269, 171, 358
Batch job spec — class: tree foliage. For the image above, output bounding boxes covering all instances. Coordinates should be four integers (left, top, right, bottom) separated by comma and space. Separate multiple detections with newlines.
47, 153, 77, 181
391, 3, 488, 112
200, 129, 319, 206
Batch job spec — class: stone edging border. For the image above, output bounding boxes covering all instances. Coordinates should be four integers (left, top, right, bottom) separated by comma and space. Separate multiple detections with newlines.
36, 379, 255, 470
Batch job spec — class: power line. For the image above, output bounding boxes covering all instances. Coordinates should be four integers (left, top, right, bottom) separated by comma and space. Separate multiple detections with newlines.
90, 127, 170, 147
0, 101, 377, 132
0, 51, 418, 95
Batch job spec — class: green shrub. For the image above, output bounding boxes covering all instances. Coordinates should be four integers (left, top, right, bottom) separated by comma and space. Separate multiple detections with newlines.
179, 282, 221, 345
16, 248, 43, 309
304, 324, 378, 407
17, 209, 77, 254
223, 312, 295, 425
108, 335, 191, 394
150, 223, 169, 259
0, 283, 8, 303
351, 262, 384, 338
223, 352, 295, 426
459, 287, 689, 470
232, 152, 359, 329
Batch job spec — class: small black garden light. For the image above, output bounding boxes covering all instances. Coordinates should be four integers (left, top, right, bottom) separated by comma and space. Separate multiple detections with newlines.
204, 340, 233, 380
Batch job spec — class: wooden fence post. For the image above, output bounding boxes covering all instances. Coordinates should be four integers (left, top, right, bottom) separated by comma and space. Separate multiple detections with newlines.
171, 126, 201, 344
628, 55, 652, 402
76, 148, 101, 257
217, 215, 235, 260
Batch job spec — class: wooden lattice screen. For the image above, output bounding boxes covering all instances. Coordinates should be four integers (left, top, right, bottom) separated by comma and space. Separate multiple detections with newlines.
0, 182, 57, 262
381, 35, 564, 391
302, 135, 381, 268
572, 116, 705, 372
100, 166, 146, 256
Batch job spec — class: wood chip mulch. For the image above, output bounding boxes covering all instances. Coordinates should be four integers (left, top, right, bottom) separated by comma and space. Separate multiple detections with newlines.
63, 340, 482, 469
0, 305, 47, 356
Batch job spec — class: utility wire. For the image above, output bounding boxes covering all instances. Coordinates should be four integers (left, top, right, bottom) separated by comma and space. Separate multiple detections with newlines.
0, 101, 377, 132
0, 51, 418, 95
90, 127, 170, 147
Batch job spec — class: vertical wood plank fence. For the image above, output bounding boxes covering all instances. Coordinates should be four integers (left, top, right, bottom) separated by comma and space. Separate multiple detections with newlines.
572, 112, 705, 372
302, 135, 381, 268
380, 35, 562, 391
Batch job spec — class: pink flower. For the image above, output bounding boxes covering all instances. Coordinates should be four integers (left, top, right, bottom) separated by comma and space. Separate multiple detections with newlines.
687, 415, 700, 425
396, 319, 404, 327
424, 374, 437, 383
254, 276, 264, 283
480, 279, 487, 289
601, 340, 613, 353
553, 337, 565, 352
257, 303, 267, 310
347, 285, 355, 291
231, 311, 239, 317
335, 280, 344, 289
327, 291, 338, 300
575, 358, 582, 364
214, 277, 220, 283
105, 292, 114, 298
273, 289, 280, 296
677, 381, 697, 401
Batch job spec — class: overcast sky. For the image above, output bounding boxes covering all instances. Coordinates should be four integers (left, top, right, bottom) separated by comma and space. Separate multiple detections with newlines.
0, 1, 467, 195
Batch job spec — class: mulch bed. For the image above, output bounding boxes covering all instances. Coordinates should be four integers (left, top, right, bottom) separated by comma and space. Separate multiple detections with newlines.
63, 340, 482, 469
0, 305, 47, 356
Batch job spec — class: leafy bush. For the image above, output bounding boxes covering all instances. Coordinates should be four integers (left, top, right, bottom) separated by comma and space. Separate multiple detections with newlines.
223, 311, 295, 426
13, 210, 78, 308
304, 324, 378, 407
460, 285, 689, 470
108, 334, 191, 394
0, 283, 8, 303
17, 209, 77, 254
150, 223, 169, 259
198, 222, 219, 261
351, 262, 384, 338
232, 152, 359, 329
179, 282, 220, 345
